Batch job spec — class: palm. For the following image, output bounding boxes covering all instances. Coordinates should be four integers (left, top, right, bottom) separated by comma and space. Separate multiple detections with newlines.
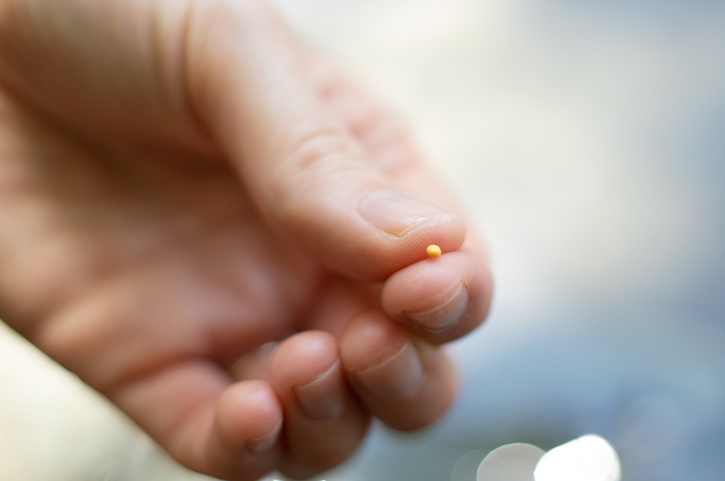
0, 94, 338, 390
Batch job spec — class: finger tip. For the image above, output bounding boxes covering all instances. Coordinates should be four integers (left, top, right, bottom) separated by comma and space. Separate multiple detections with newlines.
215, 380, 283, 450
340, 325, 457, 432
382, 339, 457, 431
297, 190, 468, 282
382, 250, 493, 342
340, 310, 408, 372
360, 213, 468, 281
270, 331, 340, 391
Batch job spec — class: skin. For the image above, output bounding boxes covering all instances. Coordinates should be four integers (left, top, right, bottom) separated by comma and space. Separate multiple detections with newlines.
0, 0, 493, 480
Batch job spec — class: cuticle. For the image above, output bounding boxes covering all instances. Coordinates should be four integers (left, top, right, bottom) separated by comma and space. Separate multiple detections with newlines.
293, 359, 340, 390
351, 338, 410, 374
401, 281, 470, 331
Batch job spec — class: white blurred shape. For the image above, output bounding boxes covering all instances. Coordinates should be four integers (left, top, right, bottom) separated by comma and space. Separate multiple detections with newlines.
534, 435, 621, 481
450, 449, 488, 481
476, 443, 545, 481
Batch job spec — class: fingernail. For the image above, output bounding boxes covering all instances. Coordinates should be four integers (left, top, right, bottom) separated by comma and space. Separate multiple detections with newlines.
294, 360, 346, 421
358, 191, 453, 237
352, 341, 424, 401
404, 283, 469, 330
245, 420, 282, 455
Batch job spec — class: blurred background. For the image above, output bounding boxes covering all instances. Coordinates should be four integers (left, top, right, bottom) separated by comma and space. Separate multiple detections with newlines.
1, 0, 724, 479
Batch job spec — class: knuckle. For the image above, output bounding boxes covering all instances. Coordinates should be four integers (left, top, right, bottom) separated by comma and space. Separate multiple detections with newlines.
266, 120, 363, 224
284, 119, 360, 172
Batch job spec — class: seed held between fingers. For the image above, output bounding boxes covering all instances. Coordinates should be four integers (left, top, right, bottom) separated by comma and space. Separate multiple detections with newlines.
426, 245, 442, 258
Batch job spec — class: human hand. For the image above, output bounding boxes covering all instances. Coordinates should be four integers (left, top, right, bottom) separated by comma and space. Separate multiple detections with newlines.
0, 0, 493, 479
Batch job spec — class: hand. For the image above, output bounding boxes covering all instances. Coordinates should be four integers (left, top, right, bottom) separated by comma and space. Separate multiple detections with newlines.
0, 0, 493, 479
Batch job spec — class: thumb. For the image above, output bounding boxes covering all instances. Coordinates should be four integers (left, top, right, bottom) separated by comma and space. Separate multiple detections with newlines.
185, 0, 465, 280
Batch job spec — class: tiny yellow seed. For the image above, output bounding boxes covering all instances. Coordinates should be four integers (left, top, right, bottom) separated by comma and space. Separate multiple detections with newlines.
426, 244, 442, 258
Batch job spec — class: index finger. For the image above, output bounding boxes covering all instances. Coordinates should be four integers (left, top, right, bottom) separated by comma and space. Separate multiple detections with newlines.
308, 57, 494, 341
